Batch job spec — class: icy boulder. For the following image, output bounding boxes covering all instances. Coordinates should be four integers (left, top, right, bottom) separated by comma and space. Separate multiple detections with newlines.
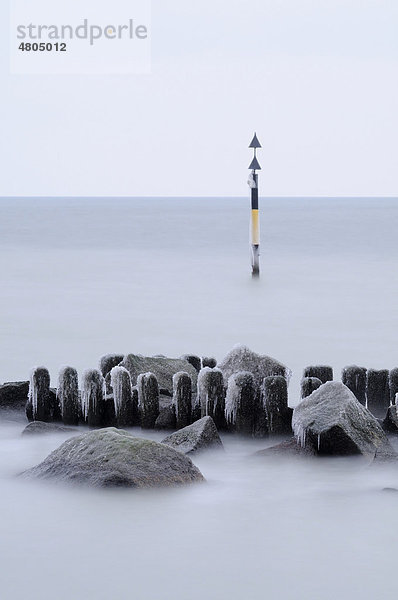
218, 345, 290, 390
292, 382, 390, 459
21, 428, 204, 488
121, 354, 198, 394
162, 416, 223, 455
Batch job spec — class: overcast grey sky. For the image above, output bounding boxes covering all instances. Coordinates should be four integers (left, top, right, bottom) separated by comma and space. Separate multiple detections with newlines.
1, 0, 397, 197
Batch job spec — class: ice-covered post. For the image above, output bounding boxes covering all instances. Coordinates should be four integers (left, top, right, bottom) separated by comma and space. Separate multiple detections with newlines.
27, 367, 51, 422
225, 371, 256, 435
172, 372, 192, 429
197, 367, 226, 429
389, 368, 398, 406
82, 369, 106, 428
262, 375, 291, 435
110, 366, 137, 427
137, 372, 160, 429
57, 366, 79, 425
366, 369, 390, 418
248, 133, 262, 277
301, 376, 322, 399
303, 365, 333, 384
341, 366, 367, 406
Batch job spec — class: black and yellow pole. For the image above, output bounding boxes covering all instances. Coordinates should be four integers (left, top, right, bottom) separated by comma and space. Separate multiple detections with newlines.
248, 133, 262, 277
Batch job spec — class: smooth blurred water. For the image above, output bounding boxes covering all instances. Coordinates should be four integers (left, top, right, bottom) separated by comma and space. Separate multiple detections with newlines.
1, 196, 398, 599
1, 197, 397, 400
1, 416, 398, 600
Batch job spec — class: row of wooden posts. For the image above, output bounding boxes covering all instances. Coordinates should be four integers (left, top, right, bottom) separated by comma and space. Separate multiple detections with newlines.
26, 362, 398, 435
301, 365, 398, 418
26, 365, 292, 436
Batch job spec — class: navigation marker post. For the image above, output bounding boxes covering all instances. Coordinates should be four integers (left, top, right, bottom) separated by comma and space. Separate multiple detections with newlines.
248, 133, 262, 277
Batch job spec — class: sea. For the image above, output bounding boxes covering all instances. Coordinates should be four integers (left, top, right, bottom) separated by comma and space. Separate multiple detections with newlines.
0, 196, 397, 599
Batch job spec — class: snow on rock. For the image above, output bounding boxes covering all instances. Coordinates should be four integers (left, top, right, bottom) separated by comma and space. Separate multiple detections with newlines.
292, 381, 391, 459
162, 416, 223, 455
218, 345, 290, 390
121, 354, 198, 395
21, 428, 205, 488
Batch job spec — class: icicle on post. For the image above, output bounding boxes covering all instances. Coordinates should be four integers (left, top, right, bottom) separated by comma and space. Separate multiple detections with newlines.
248, 133, 262, 277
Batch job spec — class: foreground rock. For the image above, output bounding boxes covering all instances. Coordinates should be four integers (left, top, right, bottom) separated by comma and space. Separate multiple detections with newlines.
162, 416, 223, 454
21, 428, 204, 488
121, 354, 198, 394
22, 422, 78, 436
218, 345, 290, 389
292, 382, 391, 459
0, 382, 29, 411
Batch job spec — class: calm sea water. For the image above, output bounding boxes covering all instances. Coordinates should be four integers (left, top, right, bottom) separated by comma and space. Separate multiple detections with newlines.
0, 197, 397, 396
1, 197, 398, 600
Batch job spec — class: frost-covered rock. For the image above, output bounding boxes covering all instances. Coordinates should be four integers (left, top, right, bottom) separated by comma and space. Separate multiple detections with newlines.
137, 373, 159, 429
262, 376, 291, 435
341, 365, 367, 406
28, 367, 51, 422
292, 381, 390, 458
389, 368, 398, 405
172, 372, 192, 430
197, 367, 226, 429
82, 369, 106, 428
225, 371, 256, 435
301, 377, 322, 399
99, 354, 124, 378
57, 367, 79, 426
22, 421, 78, 436
218, 345, 290, 390
202, 357, 217, 369
121, 354, 198, 394
366, 369, 390, 418
162, 416, 223, 454
180, 355, 201, 373
110, 366, 137, 427
0, 381, 29, 411
303, 365, 333, 384
21, 428, 204, 488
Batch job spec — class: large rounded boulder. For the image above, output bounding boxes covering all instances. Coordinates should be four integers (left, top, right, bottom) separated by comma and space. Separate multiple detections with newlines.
21, 428, 205, 488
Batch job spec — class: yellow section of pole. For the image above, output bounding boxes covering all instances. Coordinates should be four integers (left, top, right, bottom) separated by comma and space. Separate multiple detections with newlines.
251, 209, 260, 245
